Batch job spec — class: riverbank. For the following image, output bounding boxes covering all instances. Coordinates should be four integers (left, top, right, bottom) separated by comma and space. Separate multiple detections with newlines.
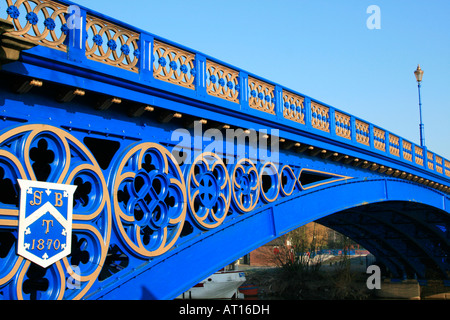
242, 256, 372, 300
239, 255, 450, 300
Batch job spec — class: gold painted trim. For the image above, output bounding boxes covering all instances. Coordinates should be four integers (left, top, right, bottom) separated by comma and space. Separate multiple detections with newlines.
0, 256, 23, 286
186, 152, 231, 229
248, 77, 275, 115
0, 124, 111, 300
112, 142, 187, 257
279, 165, 301, 197
283, 91, 305, 124
373, 127, 386, 152
5, 0, 68, 52
311, 101, 330, 132
15, 259, 31, 300
206, 60, 239, 103
259, 162, 280, 203
388, 133, 400, 157
230, 158, 260, 212
335, 111, 351, 140
153, 40, 195, 89
86, 14, 140, 72
298, 168, 352, 190
355, 120, 370, 146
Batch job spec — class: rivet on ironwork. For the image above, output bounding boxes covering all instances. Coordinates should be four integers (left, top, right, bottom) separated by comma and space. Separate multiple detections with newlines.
169, 61, 177, 70
61, 24, 69, 35
93, 35, 103, 46
7, 5, 20, 19
134, 48, 141, 59
158, 57, 167, 67
26, 12, 39, 25
44, 18, 56, 31
121, 44, 130, 56
107, 39, 117, 51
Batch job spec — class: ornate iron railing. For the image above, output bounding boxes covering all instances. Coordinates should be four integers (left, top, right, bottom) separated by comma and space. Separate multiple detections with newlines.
3, 0, 68, 51
1, 0, 449, 180
153, 40, 195, 89
85, 14, 140, 72
1, 0, 450, 302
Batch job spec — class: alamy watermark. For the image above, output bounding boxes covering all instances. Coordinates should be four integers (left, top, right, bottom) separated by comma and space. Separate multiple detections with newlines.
171, 121, 280, 167
366, 5, 381, 30
366, 265, 381, 290
66, 265, 81, 290
67, 5, 82, 30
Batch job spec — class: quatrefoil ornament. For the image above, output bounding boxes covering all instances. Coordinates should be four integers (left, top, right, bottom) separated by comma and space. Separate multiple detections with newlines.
111, 143, 186, 257
230, 158, 260, 213
186, 153, 231, 230
0, 124, 110, 300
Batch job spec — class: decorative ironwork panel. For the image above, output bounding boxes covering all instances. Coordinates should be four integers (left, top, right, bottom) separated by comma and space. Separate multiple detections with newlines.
279, 165, 301, 197
335, 111, 351, 139
445, 160, 450, 177
248, 77, 275, 115
402, 140, 413, 162
4, 0, 68, 51
389, 133, 400, 157
259, 162, 280, 203
85, 14, 140, 72
229, 158, 260, 213
427, 151, 434, 170
435, 156, 443, 174
206, 60, 239, 103
310, 101, 329, 132
153, 40, 195, 89
355, 120, 370, 146
110, 143, 187, 257
186, 153, 231, 229
373, 127, 386, 152
283, 91, 305, 124
0, 124, 111, 300
415, 146, 424, 166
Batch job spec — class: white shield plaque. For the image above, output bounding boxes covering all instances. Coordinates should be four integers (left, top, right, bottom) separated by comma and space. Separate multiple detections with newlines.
17, 180, 77, 268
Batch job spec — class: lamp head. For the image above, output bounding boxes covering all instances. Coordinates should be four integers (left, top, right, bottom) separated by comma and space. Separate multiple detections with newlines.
414, 64, 424, 82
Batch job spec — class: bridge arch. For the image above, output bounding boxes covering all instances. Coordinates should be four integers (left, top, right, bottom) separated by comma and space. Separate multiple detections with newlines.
0, 0, 449, 300
95, 177, 450, 300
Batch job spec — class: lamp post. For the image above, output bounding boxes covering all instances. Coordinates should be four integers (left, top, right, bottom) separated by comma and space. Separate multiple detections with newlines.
414, 64, 425, 147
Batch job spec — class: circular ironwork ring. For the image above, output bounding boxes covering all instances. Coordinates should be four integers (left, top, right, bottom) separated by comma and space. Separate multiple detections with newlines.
259, 162, 280, 203
110, 142, 186, 258
229, 158, 260, 213
279, 165, 299, 197
0, 124, 111, 300
186, 152, 231, 229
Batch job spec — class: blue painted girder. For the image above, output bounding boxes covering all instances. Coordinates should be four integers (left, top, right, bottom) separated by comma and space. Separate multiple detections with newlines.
90, 179, 450, 299
0, 0, 449, 300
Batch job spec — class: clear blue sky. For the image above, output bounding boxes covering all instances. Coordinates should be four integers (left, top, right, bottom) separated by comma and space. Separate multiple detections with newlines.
75, 0, 450, 159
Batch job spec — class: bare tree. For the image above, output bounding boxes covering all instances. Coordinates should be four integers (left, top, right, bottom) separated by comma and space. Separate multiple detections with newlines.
272, 223, 328, 275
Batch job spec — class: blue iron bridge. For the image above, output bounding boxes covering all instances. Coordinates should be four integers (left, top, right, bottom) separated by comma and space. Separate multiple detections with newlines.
0, 0, 449, 300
